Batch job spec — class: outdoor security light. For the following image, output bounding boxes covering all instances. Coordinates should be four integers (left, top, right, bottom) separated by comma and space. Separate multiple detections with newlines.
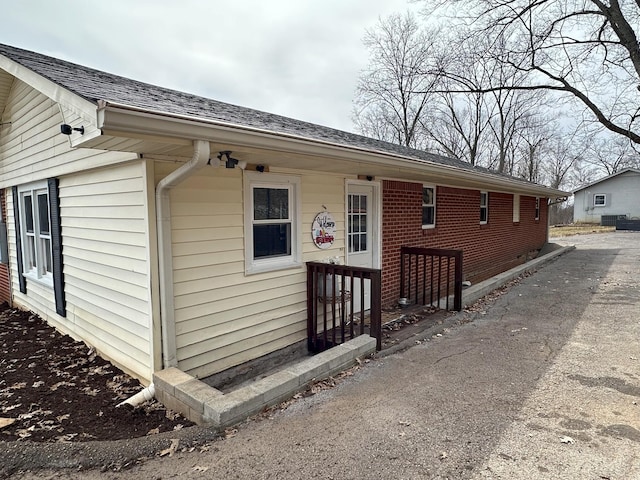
60, 124, 85, 135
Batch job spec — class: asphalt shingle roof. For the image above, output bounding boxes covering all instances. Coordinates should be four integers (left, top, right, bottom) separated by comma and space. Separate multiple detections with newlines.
0, 43, 546, 186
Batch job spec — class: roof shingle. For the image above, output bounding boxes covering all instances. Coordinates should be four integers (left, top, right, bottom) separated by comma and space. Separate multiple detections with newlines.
0, 42, 546, 186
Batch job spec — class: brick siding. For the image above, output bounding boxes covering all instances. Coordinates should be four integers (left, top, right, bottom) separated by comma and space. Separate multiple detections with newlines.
381, 180, 547, 307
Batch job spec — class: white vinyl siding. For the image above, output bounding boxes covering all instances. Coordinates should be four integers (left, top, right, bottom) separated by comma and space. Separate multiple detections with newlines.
7, 161, 154, 381
61, 162, 153, 379
168, 164, 346, 378
0, 79, 135, 188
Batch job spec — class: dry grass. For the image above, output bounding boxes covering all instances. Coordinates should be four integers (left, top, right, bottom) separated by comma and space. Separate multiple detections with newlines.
549, 224, 615, 237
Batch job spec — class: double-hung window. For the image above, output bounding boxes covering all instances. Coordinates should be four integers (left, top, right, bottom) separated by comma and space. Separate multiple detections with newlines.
18, 183, 53, 284
480, 191, 488, 224
244, 172, 301, 274
422, 186, 436, 228
594, 194, 606, 207
13, 179, 65, 316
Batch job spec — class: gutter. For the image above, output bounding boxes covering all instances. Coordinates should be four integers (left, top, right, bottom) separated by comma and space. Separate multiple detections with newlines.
96, 103, 569, 199
156, 139, 210, 368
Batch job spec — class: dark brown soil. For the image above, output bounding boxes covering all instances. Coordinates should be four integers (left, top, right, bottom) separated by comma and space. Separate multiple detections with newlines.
0, 304, 193, 442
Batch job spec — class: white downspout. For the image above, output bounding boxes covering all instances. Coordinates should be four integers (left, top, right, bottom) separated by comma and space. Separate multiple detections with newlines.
157, 139, 211, 368
116, 139, 211, 408
117, 383, 155, 408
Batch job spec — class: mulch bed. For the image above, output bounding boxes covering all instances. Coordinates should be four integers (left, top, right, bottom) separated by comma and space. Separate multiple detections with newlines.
0, 304, 193, 442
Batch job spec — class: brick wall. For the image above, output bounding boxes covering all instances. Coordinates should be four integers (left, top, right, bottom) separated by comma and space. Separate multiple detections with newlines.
0, 189, 11, 305
381, 180, 548, 307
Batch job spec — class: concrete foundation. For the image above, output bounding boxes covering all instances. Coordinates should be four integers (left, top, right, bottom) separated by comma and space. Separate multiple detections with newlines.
153, 334, 377, 429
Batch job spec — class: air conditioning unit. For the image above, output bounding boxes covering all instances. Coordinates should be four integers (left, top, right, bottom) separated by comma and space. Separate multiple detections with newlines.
600, 215, 627, 226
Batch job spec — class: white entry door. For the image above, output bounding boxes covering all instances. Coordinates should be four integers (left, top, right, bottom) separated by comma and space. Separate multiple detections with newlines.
346, 183, 378, 313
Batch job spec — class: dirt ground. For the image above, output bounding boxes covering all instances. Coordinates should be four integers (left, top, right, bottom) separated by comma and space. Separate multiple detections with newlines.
0, 301, 447, 445
0, 305, 193, 442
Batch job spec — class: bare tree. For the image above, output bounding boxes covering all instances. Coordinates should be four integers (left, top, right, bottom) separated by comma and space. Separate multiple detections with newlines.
478, 34, 547, 173
353, 12, 441, 148
421, 74, 490, 165
422, 0, 640, 145
543, 133, 582, 190
582, 134, 640, 175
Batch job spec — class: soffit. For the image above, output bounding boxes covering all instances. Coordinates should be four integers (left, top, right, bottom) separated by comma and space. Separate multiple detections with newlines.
80, 130, 566, 198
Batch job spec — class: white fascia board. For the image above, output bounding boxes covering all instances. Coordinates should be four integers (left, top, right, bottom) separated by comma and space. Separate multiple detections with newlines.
0, 54, 98, 126
98, 103, 569, 198
572, 168, 640, 194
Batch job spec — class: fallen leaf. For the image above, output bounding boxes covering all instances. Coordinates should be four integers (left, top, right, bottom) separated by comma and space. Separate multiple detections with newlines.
82, 387, 100, 396
159, 438, 180, 457
0, 417, 16, 429
193, 466, 209, 472
560, 436, 575, 444
165, 409, 179, 421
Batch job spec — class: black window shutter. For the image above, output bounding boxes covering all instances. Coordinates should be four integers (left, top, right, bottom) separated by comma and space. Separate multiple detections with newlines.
48, 178, 66, 317
12, 186, 27, 294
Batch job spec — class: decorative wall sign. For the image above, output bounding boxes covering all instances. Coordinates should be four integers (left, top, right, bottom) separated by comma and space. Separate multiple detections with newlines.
312, 211, 336, 249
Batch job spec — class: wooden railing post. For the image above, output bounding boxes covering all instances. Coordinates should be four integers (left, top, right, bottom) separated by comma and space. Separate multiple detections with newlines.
454, 250, 463, 312
399, 246, 464, 313
370, 269, 382, 351
306, 261, 383, 353
307, 266, 314, 351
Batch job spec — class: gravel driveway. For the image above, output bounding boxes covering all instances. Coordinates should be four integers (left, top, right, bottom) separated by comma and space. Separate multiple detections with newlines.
6, 232, 640, 479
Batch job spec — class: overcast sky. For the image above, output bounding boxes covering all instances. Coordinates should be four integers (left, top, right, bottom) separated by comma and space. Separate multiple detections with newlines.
2, 0, 419, 132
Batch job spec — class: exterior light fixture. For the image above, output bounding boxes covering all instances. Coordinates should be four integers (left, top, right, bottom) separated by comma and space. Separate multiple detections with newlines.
60, 124, 85, 135
217, 151, 246, 169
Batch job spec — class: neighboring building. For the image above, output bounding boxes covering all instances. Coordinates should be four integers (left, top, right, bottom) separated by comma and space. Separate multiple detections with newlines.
573, 169, 640, 224
0, 44, 568, 385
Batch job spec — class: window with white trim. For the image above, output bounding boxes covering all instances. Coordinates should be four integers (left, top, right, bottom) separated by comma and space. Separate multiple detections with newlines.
480, 191, 488, 224
18, 182, 53, 284
593, 194, 606, 207
244, 172, 301, 274
422, 186, 436, 228
535, 197, 540, 220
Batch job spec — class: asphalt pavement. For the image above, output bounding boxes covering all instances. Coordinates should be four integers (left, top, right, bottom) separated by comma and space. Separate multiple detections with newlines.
6, 232, 640, 479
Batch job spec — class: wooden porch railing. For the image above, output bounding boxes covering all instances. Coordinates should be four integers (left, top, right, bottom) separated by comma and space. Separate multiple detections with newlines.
306, 262, 382, 353
400, 247, 463, 312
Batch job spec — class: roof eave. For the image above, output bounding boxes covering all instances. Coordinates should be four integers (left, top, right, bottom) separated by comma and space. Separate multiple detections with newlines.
573, 168, 640, 194
94, 103, 569, 198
